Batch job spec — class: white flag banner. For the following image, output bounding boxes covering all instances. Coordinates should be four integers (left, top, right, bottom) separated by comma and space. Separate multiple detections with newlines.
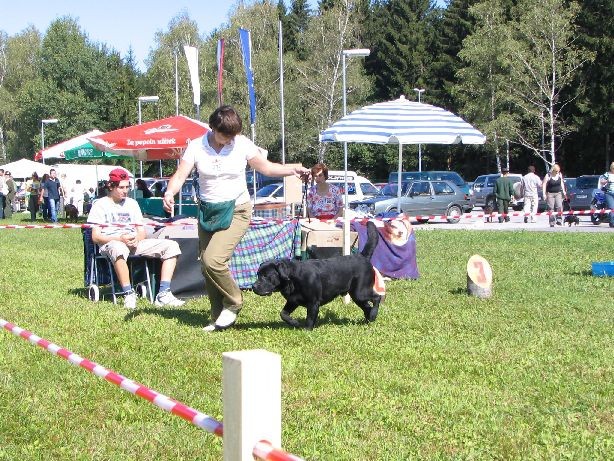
183, 45, 200, 105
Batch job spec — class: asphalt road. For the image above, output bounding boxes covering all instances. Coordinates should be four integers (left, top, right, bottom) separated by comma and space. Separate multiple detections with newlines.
414, 209, 614, 233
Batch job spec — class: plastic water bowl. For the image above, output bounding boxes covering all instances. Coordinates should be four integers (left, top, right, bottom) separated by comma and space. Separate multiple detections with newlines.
591, 261, 614, 277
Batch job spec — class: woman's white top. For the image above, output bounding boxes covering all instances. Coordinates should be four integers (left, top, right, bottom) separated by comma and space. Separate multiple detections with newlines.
182, 133, 265, 204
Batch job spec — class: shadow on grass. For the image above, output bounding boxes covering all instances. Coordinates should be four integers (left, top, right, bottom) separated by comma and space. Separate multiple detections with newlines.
572, 270, 594, 277
124, 305, 359, 331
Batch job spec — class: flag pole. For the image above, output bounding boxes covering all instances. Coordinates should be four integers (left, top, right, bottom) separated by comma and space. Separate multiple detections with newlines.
279, 20, 286, 165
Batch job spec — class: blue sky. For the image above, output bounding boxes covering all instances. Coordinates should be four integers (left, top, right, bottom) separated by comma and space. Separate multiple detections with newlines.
0, 0, 310, 71
2, 1, 446, 72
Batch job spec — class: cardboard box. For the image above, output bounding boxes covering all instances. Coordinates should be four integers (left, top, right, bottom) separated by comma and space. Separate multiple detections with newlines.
299, 219, 358, 252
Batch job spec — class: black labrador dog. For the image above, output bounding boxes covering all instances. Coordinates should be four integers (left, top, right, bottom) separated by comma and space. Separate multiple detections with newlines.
252, 221, 381, 330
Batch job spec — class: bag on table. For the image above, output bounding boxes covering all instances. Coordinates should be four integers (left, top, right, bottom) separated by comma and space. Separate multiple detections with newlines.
198, 199, 236, 232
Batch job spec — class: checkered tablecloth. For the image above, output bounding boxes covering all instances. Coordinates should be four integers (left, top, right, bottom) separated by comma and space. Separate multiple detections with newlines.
230, 220, 301, 289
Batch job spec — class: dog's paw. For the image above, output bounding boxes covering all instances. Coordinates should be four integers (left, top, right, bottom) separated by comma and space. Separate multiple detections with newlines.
280, 311, 301, 328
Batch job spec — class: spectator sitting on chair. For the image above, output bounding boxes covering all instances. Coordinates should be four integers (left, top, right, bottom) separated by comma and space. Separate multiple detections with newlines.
87, 168, 185, 310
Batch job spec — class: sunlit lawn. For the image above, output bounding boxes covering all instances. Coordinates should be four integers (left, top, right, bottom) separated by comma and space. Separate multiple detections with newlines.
0, 213, 612, 460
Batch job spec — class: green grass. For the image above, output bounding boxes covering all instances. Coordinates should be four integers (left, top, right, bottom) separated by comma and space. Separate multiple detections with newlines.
1, 214, 612, 460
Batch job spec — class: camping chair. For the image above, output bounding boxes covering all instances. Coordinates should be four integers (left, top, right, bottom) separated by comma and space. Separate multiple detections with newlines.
82, 227, 156, 304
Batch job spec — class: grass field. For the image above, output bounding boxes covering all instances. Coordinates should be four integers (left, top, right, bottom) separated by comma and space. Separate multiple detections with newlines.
0, 215, 612, 460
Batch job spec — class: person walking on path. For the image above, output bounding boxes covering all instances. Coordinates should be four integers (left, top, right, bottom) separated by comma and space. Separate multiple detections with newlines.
0, 169, 6, 219
599, 161, 614, 228
494, 168, 514, 223
521, 166, 542, 223
3, 171, 16, 219
88, 168, 185, 309
542, 163, 567, 227
163, 105, 310, 332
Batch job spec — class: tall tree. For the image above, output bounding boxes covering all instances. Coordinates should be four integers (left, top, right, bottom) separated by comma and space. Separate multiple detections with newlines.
430, 0, 480, 109
145, 11, 204, 122
455, 0, 516, 172
293, 0, 371, 163
364, 0, 435, 101
505, 0, 593, 167
0, 26, 42, 161
568, 0, 614, 172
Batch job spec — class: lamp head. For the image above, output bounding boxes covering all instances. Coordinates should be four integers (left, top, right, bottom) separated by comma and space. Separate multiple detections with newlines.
342, 48, 370, 57
42, 118, 59, 124
138, 96, 160, 103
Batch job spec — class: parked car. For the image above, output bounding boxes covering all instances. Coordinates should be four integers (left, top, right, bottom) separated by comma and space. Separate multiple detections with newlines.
470, 173, 558, 212
246, 170, 279, 195
471, 173, 522, 210
349, 180, 472, 223
326, 171, 380, 203
253, 182, 285, 204
388, 171, 471, 196
568, 175, 602, 210
149, 179, 169, 197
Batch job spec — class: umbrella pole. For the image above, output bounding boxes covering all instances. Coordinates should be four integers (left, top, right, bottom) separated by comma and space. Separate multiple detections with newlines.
343, 141, 350, 256
397, 144, 403, 212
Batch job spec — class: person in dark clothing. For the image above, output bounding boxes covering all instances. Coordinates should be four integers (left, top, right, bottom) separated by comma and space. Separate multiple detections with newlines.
542, 163, 567, 227
42, 168, 63, 223
135, 179, 153, 198
0, 169, 6, 219
494, 168, 514, 223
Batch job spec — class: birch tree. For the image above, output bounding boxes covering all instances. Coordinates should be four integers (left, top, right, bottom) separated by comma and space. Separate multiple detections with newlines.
455, 0, 516, 172
505, 0, 592, 167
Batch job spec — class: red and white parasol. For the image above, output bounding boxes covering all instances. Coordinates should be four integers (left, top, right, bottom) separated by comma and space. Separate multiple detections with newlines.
88, 115, 209, 161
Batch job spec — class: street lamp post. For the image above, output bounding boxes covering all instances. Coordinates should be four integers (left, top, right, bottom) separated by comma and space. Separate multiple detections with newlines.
40, 118, 59, 165
137, 96, 160, 177
413, 88, 425, 172
342, 48, 370, 255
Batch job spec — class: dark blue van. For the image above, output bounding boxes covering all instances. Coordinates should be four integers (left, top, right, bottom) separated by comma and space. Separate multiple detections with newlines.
388, 171, 470, 195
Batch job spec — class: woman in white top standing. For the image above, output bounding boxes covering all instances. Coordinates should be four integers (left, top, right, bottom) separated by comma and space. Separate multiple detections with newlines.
163, 106, 310, 332
599, 161, 614, 228
542, 163, 567, 227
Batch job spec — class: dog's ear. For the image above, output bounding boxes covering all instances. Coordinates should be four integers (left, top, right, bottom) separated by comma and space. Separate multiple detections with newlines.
275, 260, 291, 281
275, 260, 294, 292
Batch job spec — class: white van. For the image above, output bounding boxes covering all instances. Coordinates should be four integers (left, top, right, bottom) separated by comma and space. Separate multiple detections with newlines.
326, 171, 380, 203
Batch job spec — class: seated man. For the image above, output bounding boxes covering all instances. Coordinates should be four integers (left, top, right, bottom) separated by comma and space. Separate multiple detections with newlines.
87, 169, 184, 309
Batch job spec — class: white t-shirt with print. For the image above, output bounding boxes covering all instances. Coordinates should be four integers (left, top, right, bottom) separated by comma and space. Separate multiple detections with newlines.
182, 133, 264, 204
87, 196, 143, 237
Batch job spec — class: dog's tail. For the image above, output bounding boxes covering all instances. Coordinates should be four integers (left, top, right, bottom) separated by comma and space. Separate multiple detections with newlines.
361, 221, 379, 260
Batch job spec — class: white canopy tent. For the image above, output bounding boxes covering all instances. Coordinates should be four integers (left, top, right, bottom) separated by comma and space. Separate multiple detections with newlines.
0, 158, 48, 180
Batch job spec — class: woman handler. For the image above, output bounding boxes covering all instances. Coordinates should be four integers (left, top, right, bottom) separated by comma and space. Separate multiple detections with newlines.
163, 106, 310, 331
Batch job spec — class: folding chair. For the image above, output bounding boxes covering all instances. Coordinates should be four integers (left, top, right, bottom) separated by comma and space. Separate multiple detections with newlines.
82, 228, 156, 304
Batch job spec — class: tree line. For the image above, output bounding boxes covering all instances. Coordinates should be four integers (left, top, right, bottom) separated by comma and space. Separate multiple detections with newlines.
0, 0, 611, 182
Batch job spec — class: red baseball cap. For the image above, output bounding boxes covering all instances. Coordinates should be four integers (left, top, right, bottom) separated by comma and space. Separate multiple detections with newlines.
109, 168, 129, 182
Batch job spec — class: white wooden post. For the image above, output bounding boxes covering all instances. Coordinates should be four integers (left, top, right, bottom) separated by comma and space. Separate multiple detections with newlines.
222, 349, 282, 461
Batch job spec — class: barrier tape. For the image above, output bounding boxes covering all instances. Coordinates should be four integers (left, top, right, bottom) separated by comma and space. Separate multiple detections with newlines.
1, 209, 611, 230
0, 319, 305, 461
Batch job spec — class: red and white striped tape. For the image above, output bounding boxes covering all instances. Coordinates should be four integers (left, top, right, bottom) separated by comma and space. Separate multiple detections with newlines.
0, 318, 305, 461
1, 209, 611, 230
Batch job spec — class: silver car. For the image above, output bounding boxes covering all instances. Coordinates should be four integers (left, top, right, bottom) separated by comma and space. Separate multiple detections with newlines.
349, 180, 472, 223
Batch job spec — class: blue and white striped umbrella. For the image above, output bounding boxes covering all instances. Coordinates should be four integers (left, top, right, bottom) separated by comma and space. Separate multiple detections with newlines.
319, 95, 486, 211
319, 95, 485, 145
